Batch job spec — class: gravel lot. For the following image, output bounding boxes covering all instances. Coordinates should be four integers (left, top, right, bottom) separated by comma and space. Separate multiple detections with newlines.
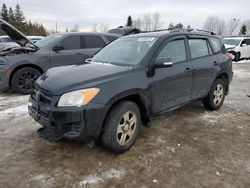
0, 62, 250, 188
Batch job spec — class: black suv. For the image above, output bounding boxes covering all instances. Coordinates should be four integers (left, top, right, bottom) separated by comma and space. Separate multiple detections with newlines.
29, 29, 233, 153
0, 19, 120, 94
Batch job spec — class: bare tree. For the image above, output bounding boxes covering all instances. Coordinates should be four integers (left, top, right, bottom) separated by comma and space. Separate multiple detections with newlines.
227, 18, 240, 35
98, 24, 109, 32
152, 12, 163, 31
133, 18, 143, 29
91, 23, 98, 32
70, 24, 79, 32
142, 13, 152, 31
245, 20, 250, 34
216, 19, 226, 35
203, 16, 226, 35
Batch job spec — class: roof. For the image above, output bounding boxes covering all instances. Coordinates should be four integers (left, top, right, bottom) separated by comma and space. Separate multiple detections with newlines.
50, 32, 121, 38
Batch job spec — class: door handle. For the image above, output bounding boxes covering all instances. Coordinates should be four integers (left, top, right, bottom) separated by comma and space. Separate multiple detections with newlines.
75, 52, 83, 55
213, 61, 218, 66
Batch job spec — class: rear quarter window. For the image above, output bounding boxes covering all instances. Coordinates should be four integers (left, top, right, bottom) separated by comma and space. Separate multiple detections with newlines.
210, 37, 221, 53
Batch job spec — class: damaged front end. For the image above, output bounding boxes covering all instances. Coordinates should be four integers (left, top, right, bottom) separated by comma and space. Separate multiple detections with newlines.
0, 19, 39, 56
0, 46, 37, 56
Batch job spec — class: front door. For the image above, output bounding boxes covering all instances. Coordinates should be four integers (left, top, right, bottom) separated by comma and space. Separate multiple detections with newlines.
151, 36, 192, 113
50, 35, 86, 68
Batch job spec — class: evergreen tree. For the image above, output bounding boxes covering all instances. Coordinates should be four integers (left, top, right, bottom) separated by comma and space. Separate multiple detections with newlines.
14, 4, 25, 23
1, 3, 9, 22
8, 7, 15, 24
126, 15, 133, 26
239, 24, 247, 35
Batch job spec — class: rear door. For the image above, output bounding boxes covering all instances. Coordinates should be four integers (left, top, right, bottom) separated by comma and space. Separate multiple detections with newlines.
188, 36, 218, 99
151, 36, 193, 113
81, 35, 107, 60
50, 35, 84, 67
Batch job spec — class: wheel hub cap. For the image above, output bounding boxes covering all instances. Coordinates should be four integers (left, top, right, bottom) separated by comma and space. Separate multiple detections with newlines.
116, 111, 137, 146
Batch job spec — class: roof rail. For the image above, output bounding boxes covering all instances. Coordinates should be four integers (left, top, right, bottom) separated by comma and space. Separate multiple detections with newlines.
169, 28, 216, 35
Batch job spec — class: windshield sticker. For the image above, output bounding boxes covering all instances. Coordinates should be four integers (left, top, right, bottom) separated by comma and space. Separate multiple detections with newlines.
137, 37, 155, 42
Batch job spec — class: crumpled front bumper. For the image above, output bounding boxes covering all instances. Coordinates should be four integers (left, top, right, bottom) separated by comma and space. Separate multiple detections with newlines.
28, 91, 109, 142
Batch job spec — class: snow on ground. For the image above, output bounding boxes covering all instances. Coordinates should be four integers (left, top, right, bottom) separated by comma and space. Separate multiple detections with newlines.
199, 111, 233, 125
233, 69, 250, 79
79, 168, 125, 187
233, 60, 250, 64
0, 104, 28, 120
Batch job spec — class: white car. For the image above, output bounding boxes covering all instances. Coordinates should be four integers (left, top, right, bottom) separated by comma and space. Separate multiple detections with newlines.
0, 35, 19, 50
223, 36, 250, 61
27, 36, 44, 43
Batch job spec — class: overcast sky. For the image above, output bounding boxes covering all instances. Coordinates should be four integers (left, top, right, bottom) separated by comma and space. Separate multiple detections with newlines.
4, 0, 250, 32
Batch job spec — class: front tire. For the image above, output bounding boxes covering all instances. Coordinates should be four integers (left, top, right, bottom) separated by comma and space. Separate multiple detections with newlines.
11, 67, 41, 94
101, 101, 141, 154
203, 79, 226, 110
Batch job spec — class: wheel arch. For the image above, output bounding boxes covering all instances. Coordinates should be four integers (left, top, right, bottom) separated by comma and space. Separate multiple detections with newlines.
215, 72, 229, 95
9, 64, 44, 86
103, 92, 151, 129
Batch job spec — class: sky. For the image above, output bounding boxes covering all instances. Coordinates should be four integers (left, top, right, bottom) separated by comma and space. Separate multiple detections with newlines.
3, 0, 250, 32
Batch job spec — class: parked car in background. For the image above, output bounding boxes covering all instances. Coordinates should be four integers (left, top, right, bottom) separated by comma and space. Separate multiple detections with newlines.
0, 35, 19, 50
27, 36, 45, 43
29, 29, 233, 153
0, 19, 120, 94
223, 36, 250, 61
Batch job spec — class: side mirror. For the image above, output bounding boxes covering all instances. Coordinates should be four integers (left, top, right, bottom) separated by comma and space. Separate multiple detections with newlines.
53, 43, 64, 51
241, 43, 247, 47
153, 57, 173, 69
85, 58, 92, 63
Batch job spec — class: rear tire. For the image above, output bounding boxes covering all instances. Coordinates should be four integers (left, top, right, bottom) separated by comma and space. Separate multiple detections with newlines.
203, 79, 226, 110
101, 101, 141, 154
11, 67, 41, 94
234, 52, 240, 62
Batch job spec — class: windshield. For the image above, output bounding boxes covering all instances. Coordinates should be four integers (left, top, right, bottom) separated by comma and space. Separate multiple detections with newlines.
223, 38, 242, 46
91, 36, 158, 65
35, 34, 62, 48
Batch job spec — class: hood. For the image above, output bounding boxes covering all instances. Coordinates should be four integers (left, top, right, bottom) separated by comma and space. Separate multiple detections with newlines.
36, 63, 132, 95
224, 44, 235, 50
0, 19, 39, 49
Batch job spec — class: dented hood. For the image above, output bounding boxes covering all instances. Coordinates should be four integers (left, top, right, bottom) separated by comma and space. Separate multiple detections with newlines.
0, 19, 39, 49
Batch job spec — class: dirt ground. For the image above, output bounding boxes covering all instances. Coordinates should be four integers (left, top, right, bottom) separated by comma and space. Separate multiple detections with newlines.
0, 63, 250, 188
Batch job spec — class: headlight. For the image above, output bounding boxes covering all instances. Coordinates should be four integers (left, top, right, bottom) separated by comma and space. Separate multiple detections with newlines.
58, 88, 100, 107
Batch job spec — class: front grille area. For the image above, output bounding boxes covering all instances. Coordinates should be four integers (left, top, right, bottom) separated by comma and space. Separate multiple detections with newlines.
30, 87, 53, 117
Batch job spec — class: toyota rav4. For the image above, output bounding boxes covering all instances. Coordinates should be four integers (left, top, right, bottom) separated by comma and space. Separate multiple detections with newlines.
29, 29, 233, 154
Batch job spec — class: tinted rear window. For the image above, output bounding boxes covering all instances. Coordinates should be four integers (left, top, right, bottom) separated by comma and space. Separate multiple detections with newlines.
85, 35, 106, 48
188, 39, 209, 59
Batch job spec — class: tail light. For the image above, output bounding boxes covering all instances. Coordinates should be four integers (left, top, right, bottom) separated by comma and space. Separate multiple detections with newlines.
227, 52, 233, 60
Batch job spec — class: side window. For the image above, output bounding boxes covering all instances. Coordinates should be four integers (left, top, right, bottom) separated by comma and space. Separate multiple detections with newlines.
188, 39, 209, 59
105, 36, 118, 43
244, 39, 250, 45
157, 39, 187, 63
85, 35, 106, 48
210, 37, 221, 53
60, 35, 80, 50
241, 40, 247, 46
